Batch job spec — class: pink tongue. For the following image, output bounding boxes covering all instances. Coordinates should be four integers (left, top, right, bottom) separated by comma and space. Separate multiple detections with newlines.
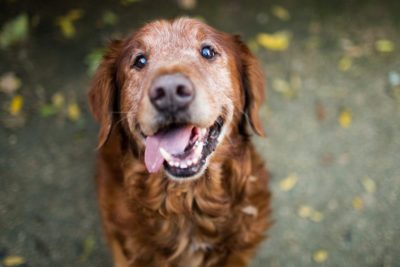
144, 125, 194, 173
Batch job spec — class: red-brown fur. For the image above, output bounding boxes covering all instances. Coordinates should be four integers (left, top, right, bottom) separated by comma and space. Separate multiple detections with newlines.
88, 18, 271, 267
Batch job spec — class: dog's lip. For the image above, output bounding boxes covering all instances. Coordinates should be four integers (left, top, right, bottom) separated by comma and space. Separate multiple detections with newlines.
138, 121, 213, 139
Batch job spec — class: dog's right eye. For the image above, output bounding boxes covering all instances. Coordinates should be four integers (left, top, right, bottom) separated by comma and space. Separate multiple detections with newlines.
200, 46, 216, 60
132, 54, 147, 70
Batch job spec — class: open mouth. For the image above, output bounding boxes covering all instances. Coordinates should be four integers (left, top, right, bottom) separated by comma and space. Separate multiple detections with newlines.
144, 116, 224, 179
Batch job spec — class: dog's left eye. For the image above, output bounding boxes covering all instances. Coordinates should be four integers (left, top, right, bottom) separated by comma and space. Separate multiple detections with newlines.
132, 54, 147, 69
200, 46, 216, 60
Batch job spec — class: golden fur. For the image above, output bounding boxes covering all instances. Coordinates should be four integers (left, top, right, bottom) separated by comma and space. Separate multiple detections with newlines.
88, 18, 271, 267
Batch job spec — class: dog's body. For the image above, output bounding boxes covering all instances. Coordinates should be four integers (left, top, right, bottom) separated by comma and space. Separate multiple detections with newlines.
89, 18, 271, 267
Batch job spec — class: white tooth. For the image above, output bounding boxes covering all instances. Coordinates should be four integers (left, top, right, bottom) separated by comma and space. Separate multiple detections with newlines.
192, 157, 199, 164
195, 143, 203, 155
181, 163, 187, 169
200, 128, 207, 136
187, 160, 192, 166
159, 148, 172, 161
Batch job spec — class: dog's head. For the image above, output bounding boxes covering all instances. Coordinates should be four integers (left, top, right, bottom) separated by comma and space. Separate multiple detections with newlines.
88, 18, 265, 180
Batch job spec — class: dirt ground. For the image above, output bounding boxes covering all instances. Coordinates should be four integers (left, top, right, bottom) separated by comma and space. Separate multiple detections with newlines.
1, 0, 400, 266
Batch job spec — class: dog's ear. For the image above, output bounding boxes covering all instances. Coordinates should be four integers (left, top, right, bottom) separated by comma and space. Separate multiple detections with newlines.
234, 35, 266, 137
88, 39, 122, 148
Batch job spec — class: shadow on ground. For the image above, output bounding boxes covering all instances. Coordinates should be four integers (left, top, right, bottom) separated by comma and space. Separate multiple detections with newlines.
1, 0, 400, 266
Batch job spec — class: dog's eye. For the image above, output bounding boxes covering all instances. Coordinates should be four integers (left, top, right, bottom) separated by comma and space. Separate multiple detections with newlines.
132, 54, 147, 69
200, 46, 216, 60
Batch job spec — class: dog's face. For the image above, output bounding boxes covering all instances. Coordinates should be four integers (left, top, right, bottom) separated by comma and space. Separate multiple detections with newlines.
89, 18, 265, 180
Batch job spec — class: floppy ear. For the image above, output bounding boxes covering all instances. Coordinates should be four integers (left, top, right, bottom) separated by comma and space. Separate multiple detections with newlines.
88, 40, 122, 148
234, 36, 266, 137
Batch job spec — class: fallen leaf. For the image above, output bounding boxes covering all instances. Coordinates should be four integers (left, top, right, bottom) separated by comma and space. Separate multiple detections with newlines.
39, 104, 57, 117
338, 56, 352, 72
55, 9, 84, 39
0, 14, 29, 48
352, 196, 364, 210
279, 173, 298, 191
375, 39, 395, 53
80, 236, 95, 262
120, 0, 141, 5
177, 0, 197, 10
85, 48, 105, 75
362, 177, 376, 193
0, 72, 21, 95
313, 250, 328, 263
271, 5, 290, 21
272, 78, 290, 93
52, 92, 65, 109
102, 11, 118, 26
67, 102, 81, 122
9, 95, 23, 116
272, 78, 297, 99
298, 205, 313, 218
338, 108, 352, 128
256, 31, 290, 51
310, 211, 324, 222
3, 255, 25, 266
298, 205, 324, 222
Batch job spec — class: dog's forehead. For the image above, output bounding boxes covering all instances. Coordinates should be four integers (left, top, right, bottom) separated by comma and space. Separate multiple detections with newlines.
135, 18, 216, 52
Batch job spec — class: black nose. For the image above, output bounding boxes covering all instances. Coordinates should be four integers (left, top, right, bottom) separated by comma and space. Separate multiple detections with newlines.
149, 73, 194, 112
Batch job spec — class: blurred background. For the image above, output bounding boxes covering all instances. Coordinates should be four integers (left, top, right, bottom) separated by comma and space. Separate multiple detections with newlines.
1, 0, 400, 266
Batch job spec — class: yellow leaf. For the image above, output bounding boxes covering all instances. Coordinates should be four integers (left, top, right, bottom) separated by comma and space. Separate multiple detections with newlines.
52, 92, 65, 109
279, 173, 298, 191
362, 176, 376, 193
66, 9, 84, 21
67, 102, 81, 121
272, 78, 290, 93
338, 109, 352, 128
57, 19, 75, 38
313, 250, 328, 263
338, 56, 352, 72
80, 236, 95, 262
256, 31, 290, 51
3, 255, 25, 266
272, 5, 290, 21
55, 9, 84, 39
310, 211, 324, 222
9, 95, 23, 115
375, 39, 395, 53
352, 196, 364, 210
298, 205, 313, 218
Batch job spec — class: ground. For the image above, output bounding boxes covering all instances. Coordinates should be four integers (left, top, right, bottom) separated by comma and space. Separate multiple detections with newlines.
1, 0, 400, 266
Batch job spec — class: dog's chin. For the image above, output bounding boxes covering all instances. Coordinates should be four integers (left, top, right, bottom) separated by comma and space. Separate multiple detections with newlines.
139, 116, 226, 181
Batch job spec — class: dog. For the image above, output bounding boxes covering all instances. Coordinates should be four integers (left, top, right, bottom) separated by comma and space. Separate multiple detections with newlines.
88, 17, 271, 267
